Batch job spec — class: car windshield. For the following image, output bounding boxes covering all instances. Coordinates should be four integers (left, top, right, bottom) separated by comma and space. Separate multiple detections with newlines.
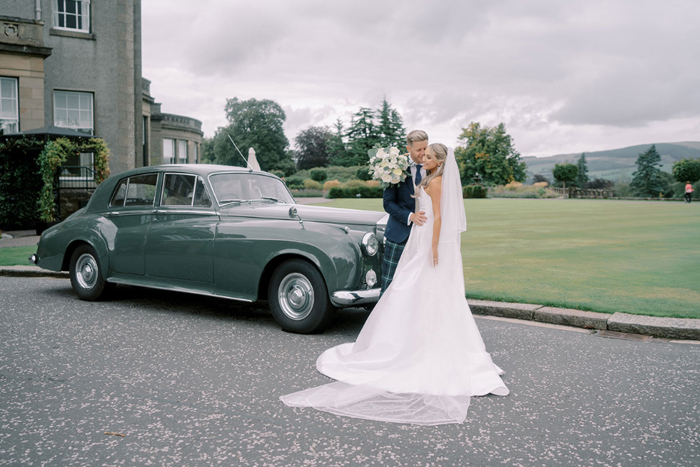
209, 173, 295, 206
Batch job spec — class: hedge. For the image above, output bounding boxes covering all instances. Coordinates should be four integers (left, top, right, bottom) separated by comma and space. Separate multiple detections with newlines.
0, 137, 44, 229
328, 186, 384, 198
463, 185, 487, 198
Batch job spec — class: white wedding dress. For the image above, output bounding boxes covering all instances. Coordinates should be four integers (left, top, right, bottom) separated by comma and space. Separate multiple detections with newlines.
281, 153, 508, 425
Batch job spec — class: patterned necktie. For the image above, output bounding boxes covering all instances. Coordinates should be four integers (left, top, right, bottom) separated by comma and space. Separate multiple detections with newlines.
414, 165, 422, 185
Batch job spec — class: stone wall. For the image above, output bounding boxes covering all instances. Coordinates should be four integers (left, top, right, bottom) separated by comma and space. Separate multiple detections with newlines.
0, 15, 51, 132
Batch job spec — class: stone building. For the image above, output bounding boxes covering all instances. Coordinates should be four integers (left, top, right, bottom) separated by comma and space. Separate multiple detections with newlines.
0, 0, 202, 174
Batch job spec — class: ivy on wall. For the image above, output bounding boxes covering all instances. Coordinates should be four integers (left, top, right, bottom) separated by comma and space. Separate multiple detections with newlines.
36, 137, 111, 222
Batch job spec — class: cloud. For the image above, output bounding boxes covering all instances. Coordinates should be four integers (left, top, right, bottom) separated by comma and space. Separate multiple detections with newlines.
142, 0, 700, 157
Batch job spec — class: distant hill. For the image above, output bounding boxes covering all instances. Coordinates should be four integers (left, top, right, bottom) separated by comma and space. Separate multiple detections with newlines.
523, 142, 700, 181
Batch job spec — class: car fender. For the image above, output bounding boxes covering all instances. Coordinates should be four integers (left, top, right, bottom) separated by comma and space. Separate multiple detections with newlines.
36, 215, 111, 278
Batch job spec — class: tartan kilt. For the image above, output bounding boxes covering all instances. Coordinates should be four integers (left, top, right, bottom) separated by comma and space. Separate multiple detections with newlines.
381, 239, 406, 293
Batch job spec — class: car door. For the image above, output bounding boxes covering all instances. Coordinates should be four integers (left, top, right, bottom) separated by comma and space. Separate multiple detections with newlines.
106, 173, 158, 275
144, 173, 217, 285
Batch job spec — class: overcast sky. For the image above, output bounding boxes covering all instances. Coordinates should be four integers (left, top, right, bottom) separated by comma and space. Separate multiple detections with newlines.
142, 0, 700, 157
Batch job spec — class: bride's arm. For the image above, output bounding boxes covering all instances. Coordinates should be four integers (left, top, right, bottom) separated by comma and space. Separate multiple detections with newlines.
428, 177, 442, 266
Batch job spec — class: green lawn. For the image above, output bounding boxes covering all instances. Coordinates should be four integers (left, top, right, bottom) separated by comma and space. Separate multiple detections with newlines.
318, 198, 700, 319
0, 245, 37, 267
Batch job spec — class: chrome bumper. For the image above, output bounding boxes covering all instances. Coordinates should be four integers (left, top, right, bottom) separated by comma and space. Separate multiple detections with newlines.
331, 287, 381, 307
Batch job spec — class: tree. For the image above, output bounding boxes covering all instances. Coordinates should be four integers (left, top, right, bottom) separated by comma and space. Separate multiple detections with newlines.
345, 107, 381, 166
327, 118, 351, 166
294, 126, 332, 170
552, 163, 578, 189
630, 145, 664, 197
532, 174, 550, 185
672, 158, 700, 184
576, 153, 589, 188
377, 97, 406, 149
585, 178, 614, 189
455, 122, 527, 185
200, 137, 215, 164
211, 97, 292, 172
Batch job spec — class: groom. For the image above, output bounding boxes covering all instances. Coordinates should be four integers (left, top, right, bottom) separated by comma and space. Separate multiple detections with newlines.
380, 130, 428, 294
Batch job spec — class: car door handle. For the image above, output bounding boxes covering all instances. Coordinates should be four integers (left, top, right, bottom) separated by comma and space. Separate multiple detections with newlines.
106, 211, 120, 216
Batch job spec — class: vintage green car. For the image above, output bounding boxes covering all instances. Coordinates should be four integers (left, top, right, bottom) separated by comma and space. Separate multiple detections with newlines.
31, 164, 386, 333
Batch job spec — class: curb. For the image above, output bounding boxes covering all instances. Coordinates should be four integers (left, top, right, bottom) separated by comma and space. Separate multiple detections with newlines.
468, 299, 700, 341
2, 266, 698, 341
0, 265, 69, 279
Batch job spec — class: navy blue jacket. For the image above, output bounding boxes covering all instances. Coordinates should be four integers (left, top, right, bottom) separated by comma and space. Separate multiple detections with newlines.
382, 175, 416, 244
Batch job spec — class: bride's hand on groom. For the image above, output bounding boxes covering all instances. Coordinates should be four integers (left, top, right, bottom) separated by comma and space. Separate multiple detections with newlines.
410, 211, 427, 226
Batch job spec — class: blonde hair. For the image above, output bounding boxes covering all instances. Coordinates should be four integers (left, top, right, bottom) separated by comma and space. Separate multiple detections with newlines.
406, 130, 429, 146
416, 143, 448, 192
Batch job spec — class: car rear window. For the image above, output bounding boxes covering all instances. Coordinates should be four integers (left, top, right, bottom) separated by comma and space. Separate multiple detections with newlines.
109, 174, 157, 207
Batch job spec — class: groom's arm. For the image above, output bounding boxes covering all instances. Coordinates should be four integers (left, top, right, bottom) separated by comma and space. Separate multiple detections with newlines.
383, 184, 412, 225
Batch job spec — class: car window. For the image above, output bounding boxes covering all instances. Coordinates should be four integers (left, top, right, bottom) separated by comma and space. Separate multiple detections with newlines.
162, 174, 196, 206
109, 174, 157, 208
209, 173, 295, 205
193, 177, 212, 207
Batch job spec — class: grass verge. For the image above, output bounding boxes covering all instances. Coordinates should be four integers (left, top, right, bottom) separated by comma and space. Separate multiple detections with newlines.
0, 245, 37, 267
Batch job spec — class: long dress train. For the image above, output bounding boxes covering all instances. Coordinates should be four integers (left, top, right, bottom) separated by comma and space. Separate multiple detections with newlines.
281, 187, 508, 425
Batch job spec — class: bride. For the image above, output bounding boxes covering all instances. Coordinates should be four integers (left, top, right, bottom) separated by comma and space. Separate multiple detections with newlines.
281, 143, 509, 425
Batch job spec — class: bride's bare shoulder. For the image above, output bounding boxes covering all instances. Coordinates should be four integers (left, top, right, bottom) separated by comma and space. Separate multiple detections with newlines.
425, 176, 443, 197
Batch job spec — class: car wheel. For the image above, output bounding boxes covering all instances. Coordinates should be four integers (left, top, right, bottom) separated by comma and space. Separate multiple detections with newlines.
69, 244, 112, 301
268, 259, 333, 334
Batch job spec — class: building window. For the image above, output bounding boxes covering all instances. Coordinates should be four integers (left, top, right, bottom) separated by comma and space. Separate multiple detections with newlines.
53, 0, 91, 32
0, 77, 19, 135
178, 140, 187, 164
54, 90, 94, 134
163, 138, 176, 164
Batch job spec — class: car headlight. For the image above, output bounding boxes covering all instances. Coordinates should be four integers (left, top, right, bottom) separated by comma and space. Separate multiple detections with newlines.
361, 232, 379, 256
366, 270, 377, 287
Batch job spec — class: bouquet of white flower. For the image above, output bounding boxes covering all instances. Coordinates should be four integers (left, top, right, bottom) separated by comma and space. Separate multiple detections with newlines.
368, 146, 411, 187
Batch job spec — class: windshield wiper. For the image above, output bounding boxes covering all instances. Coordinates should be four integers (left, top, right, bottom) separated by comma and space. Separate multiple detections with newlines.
250, 196, 278, 203
219, 199, 245, 206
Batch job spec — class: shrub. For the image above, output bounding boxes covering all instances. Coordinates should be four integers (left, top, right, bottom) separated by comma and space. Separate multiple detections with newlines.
504, 181, 523, 190
328, 186, 383, 198
310, 168, 328, 182
294, 166, 366, 183
532, 174, 550, 184
323, 179, 341, 191
303, 179, 322, 190
490, 184, 558, 199
356, 166, 372, 181
343, 179, 366, 189
270, 170, 285, 178
290, 189, 324, 197
366, 180, 380, 187
533, 181, 549, 188
463, 185, 488, 198
0, 137, 44, 229
284, 176, 305, 189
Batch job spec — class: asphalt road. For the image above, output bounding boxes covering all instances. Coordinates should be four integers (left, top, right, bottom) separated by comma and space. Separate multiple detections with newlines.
1, 277, 698, 466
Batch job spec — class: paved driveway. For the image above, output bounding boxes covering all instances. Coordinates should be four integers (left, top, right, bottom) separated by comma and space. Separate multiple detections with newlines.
1, 277, 698, 466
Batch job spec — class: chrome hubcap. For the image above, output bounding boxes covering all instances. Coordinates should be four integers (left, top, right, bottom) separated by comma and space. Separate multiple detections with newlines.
278, 273, 314, 321
75, 253, 98, 290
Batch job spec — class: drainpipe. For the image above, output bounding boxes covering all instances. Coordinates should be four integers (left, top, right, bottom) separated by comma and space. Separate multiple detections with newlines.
35, 0, 42, 21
